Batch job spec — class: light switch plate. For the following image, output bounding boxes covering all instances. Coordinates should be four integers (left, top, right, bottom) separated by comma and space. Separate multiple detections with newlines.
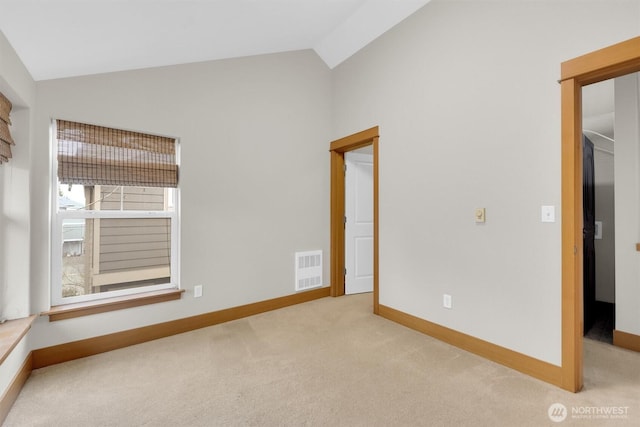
541, 205, 555, 223
475, 208, 486, 223
595, 221, 602, 239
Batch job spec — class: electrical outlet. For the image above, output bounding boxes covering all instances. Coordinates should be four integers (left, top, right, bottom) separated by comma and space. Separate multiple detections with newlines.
443, 294, 452, 309
194, 285, 203, 298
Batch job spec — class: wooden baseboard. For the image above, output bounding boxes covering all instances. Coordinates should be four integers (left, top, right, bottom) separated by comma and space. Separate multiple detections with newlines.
378, 304, 563, 387
613, 329, 640, 352
0, 352, 32, 425
33, 287, 330, 369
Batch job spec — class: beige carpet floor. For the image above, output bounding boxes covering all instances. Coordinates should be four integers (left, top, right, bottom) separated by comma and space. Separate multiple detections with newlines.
3, 294, 640, 426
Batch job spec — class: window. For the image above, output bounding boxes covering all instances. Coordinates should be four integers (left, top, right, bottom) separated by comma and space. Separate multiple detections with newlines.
51, 120, 179, 305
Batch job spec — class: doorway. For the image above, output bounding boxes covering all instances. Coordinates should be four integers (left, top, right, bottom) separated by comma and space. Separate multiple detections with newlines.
561, 36, 640, 392
582, 79, 616, 344
329, 127, 379, 312
345, 149, 374, 295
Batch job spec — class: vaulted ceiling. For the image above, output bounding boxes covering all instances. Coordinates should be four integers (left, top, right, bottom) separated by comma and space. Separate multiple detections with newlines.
0, 0, 617, 139
0, 0, 430, 81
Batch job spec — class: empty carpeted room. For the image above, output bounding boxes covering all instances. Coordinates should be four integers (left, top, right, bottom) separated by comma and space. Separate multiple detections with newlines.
1, 1, 640, 425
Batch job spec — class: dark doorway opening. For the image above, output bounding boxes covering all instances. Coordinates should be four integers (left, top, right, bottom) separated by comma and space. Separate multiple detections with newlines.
585, 301, 615, 343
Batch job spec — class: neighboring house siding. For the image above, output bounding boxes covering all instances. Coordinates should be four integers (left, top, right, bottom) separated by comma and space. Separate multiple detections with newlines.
99, 217, 171, 273
92, 186, 171, 289
100, 186, 166, 211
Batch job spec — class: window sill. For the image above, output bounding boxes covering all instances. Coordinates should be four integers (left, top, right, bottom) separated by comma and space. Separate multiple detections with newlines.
41, 289, 185, 322
0, 316, 36, 365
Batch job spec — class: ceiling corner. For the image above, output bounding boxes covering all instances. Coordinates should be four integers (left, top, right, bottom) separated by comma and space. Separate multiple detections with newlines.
314, 0, 431, 69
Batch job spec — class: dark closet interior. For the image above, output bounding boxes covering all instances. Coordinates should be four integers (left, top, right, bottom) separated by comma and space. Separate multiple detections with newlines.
583, 134, 615, 344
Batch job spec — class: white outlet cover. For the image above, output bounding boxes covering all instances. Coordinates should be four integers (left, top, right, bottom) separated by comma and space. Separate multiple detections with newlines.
443, 294, 452, 309
194, 285, 203, 298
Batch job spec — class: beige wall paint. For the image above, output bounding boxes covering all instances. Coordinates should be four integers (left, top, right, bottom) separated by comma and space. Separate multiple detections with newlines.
332, 0, 640, 365
614, 72, 640, 336
28, 50, 332, 347
0, 30, 35, 402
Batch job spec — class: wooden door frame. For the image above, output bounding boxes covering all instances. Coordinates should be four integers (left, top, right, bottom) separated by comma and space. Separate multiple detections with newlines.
560, 36, 640, 392
329, 126, 379, 313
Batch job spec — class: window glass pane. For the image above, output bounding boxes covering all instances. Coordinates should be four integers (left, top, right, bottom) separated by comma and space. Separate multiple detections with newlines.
58, 184, 172, 211
58, 184, 86, 210
61, 217, 172, 298
62, 218, 87, 297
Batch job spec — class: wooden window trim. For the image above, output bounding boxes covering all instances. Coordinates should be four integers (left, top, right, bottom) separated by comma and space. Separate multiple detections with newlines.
41, 288, 184, 322
560, 36, 640, 392
0, 316, 36, 365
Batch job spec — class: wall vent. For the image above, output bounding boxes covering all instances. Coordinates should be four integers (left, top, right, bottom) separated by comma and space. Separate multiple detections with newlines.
295, 250, 323, 291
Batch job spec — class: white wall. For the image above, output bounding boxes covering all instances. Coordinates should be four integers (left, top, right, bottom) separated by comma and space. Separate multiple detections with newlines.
0, 31, 34, 321
0, 29, 35, 401
614, 72, 640, 336
332, 0, 640, 365
28, 50, 332, 348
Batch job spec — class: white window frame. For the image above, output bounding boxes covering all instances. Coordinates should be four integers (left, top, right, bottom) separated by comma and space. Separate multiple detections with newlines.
50, 121, 180, 306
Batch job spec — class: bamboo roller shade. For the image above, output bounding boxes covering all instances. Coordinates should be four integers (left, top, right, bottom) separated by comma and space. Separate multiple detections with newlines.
0, 92, 14, 164
56, 120, 178, 188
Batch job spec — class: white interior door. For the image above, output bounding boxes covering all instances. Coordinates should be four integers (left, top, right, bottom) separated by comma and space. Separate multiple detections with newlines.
345, 151, 373, 294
